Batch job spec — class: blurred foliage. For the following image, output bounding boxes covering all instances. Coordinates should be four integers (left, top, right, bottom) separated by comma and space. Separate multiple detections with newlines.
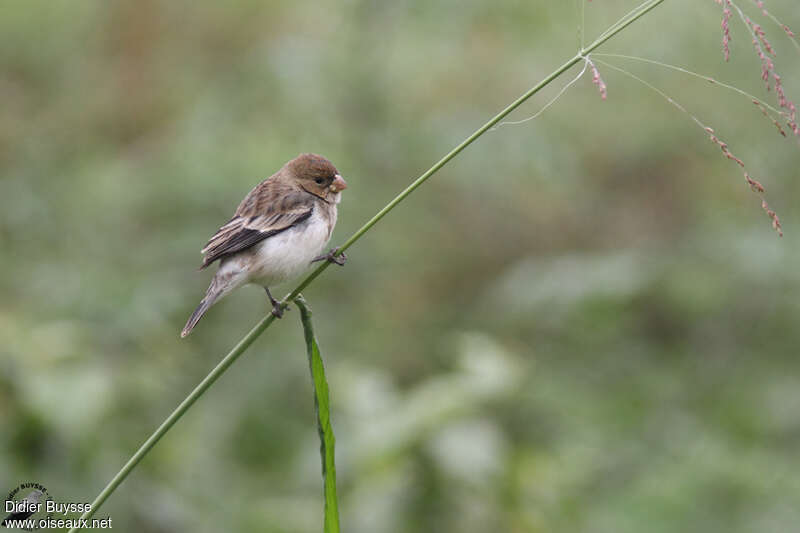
1, 1, 799, 532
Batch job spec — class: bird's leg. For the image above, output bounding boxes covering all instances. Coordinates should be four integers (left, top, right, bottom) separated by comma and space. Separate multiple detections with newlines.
311, 247, 347, 266
264, 287, 285, 318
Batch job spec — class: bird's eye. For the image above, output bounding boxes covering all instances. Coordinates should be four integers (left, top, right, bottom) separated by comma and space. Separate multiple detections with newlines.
315, 178, 325, 185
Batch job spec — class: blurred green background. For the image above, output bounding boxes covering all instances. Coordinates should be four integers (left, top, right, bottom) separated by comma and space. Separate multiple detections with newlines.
1, 1, 799, 531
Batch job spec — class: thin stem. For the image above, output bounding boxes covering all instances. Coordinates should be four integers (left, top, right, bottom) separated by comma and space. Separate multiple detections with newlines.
590, 0, 657, 48
66, 314, 278, 530
728, 0, 769, 63
751, 0, 800, 54
492, 60, 590, 129
592, 53, 784, 116
593, 58, 705, 128
581, 0, 586, 49
294, 0, 666, 283
68, 1, 667, 530
594, 56, 783, 235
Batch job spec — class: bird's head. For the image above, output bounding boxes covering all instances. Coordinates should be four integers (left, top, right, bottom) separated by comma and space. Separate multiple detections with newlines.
288, 153, 347, 203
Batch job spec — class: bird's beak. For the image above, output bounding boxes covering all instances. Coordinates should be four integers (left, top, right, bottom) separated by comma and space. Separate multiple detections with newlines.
331, 174, 348, 192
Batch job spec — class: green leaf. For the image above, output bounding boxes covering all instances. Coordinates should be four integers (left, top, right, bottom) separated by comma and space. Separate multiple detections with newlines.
296, 296, 340, 533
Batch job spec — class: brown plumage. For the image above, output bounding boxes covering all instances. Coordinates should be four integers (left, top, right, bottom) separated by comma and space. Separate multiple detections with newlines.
200, 154, 341, 268
182, 153, 347, 337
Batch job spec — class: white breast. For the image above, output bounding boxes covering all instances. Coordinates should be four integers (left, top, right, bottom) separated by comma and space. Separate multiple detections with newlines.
246, 205, 334, 287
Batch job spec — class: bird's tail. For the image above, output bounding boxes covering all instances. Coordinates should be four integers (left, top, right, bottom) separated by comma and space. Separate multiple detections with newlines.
181, 298, 215, 338
181, 272, 239, 338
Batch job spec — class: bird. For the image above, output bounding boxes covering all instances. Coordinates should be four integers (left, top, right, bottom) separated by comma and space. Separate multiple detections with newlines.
2, 489, 44, 526
181, 153, 348, 338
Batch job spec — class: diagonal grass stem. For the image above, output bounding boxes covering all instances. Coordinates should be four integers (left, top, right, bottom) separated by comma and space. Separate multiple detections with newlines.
68, 1, 666, 530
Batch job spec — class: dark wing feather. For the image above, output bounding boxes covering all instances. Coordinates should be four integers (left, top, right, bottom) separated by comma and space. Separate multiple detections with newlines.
199, 181, 314, 268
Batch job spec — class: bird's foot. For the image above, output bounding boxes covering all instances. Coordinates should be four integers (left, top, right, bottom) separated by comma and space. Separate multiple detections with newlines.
311, 247, 347, 266
264, 287, 286, 319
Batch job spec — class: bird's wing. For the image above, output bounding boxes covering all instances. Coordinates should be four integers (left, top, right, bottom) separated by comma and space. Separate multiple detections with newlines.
200, 182, 314, 268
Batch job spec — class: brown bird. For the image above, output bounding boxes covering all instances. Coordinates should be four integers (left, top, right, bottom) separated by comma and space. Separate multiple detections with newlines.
181, 153, 347, 337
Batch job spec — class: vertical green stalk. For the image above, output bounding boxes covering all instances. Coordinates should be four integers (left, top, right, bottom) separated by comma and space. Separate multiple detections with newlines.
296, 296, 340, 533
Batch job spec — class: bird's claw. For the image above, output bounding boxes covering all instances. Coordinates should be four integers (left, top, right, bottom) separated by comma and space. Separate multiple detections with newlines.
271, 303, 286, 319
265, 287, 287, 319
312, 247, 347, 266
